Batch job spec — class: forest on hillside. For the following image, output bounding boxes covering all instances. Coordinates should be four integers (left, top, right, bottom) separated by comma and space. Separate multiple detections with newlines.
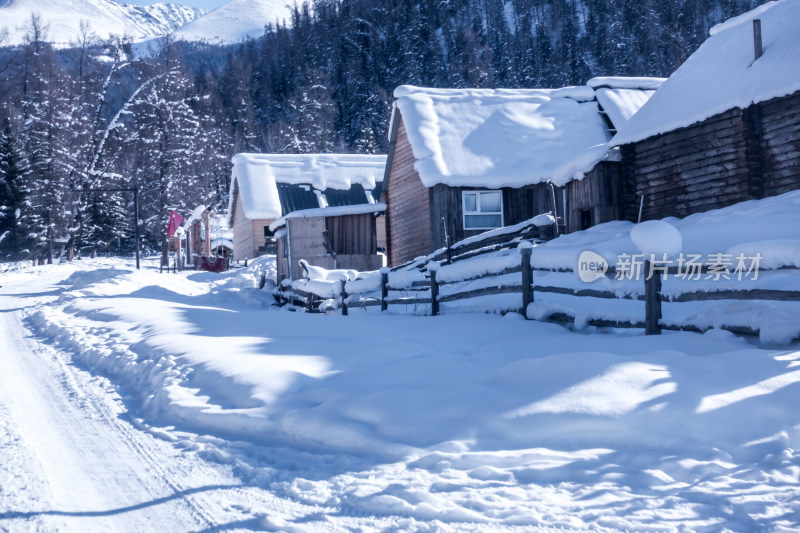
0, 0, 762, 261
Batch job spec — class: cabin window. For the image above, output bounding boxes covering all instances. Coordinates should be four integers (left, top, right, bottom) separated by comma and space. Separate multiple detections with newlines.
463, 191, 503, 230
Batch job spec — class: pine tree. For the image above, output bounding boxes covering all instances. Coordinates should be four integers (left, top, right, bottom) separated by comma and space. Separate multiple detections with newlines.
127, 39, 205, 263
0, 112, 33, 259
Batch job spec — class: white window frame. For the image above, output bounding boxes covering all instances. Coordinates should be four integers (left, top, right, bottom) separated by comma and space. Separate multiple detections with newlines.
462, 190, 504, 230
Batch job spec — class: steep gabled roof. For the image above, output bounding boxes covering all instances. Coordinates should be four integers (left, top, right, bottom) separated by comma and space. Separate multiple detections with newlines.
228, 153, 387, 222
391, 80, 661, 189
611, 0, 800, 146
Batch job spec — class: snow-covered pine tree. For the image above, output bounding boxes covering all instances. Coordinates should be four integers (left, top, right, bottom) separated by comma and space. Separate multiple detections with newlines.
20, 14, 75, 263
127, 38, 204, 264
0, 111, 33, 259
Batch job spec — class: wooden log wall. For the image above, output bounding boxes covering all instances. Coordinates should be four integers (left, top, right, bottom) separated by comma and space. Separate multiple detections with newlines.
624, 107, 753, 221
761, 91, 800, 196
623, 90, 800, 221
385, 116, 432, 265
232, 188, 274, 261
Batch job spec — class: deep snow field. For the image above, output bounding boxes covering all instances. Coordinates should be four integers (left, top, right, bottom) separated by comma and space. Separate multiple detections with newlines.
1, 255, 800, 532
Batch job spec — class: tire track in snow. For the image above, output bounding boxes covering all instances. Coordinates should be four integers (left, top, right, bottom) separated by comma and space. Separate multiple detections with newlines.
0, 306, 218, 532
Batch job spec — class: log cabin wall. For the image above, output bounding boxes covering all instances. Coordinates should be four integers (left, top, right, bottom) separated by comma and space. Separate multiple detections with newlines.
232, 192, 255, 260
565, 162, 624, 233
385, 116, 432, 265
623, 90, 800, 222
761, 91, 800, 196
624, 107, 754, 221
428, 184, 552, 249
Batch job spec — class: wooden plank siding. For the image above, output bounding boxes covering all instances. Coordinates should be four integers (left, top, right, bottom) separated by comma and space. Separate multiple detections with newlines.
326, 213, 378, 256
385, 116, 432, 265
278, 215, 382, 280
231, 183, 274, 261
622, 90, 800, 222
565, 162, 624, 233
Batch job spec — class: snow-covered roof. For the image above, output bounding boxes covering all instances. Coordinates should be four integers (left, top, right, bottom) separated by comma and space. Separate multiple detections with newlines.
183, 205, 207, 228
611, 0, 800, 146
209, 238, 233, 250
586, 77, 666, 90
269, 203, 387, 232
586, 78, 665, 131
229, 154, 387, 222
392, 82, 659, 188
594, 89, 654, 131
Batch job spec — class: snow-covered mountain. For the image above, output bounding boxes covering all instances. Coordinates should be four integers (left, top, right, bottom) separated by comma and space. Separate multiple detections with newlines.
170, 0, 294, 44
0, 0, 203, 46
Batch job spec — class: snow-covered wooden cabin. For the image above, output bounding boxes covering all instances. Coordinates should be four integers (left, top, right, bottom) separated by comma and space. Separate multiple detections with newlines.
611, 0, 800, 221
228, 154, 387, 261
382, 82, 661, 266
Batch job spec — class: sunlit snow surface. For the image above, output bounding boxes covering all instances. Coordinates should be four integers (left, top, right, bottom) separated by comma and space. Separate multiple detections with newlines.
171, 0, 295, 43
2, 252, 799, 531
0, 0, 201, 46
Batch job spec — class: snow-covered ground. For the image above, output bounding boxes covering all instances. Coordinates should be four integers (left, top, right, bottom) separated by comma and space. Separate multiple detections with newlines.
1, 255, 800, 531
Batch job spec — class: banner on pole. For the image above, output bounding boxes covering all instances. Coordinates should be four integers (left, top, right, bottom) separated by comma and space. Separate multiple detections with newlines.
167, 210, 185, 237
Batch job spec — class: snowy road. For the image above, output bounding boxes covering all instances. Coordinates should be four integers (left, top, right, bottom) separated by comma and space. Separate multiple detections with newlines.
2, 258, 800, 532
0, 298, 219, 531
0, 281, 313, 533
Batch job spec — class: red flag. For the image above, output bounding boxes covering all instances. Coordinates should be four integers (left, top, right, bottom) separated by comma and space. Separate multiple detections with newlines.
167, 210, 185, 237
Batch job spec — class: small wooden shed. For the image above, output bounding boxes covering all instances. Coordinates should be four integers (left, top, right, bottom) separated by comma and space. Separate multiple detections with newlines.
228, 154, 387, 261
271, 204, 386, 281
611, 1, 800, 220
382, 82, 661, 265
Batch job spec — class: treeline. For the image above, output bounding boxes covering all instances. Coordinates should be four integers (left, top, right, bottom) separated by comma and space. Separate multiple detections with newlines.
0, 0, 760, 261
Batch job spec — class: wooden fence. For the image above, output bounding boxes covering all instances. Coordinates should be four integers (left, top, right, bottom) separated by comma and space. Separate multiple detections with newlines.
276, 244, 800, 339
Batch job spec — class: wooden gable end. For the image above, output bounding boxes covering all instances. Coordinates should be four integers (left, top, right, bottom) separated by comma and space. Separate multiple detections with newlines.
385, 115, 432, 266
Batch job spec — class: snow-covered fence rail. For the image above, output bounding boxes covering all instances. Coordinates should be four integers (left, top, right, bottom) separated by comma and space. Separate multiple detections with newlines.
529, 261, 800, 339
276, 215, 554, 314
278, 243, 537, 316
275, 248, 800, 342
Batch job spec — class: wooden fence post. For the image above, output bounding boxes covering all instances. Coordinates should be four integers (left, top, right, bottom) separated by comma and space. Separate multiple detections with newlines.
521, 246, 533, 317
340, 279, 348, 316
644, 260, 662, 335
430, 269, 439, 316
380, 268, 389, 312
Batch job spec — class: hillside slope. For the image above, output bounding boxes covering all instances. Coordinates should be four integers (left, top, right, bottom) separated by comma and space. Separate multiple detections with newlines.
170, 0, 294, 43
0, 0, 202, 46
